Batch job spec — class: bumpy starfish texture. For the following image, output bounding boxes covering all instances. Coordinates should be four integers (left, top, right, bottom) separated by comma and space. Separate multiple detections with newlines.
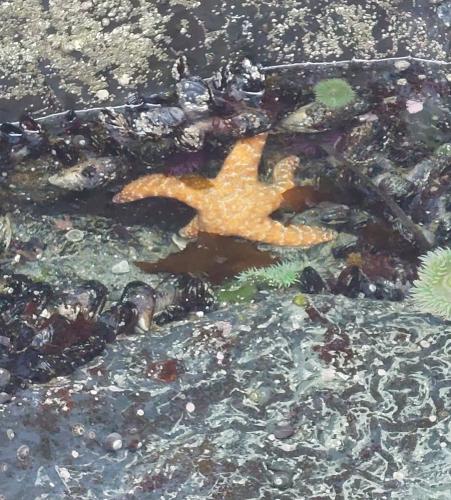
113, 134, 336, 247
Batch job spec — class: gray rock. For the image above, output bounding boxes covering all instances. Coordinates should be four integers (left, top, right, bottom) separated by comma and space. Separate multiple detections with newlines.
0, 368, 11, 388
0, 292, 449, 498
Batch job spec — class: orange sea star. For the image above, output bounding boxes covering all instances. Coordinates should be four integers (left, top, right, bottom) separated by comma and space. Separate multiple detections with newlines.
113, 133, 336, 247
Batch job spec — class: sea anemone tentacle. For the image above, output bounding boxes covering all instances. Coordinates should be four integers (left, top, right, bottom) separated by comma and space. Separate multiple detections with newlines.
411, 247, 451, 320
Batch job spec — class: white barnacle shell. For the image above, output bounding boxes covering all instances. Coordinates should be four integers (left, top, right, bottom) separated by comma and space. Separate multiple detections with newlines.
411, 247, 451, 320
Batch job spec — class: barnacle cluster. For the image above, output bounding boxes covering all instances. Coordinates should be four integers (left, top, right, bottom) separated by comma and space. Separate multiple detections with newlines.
411, 247, 451, 320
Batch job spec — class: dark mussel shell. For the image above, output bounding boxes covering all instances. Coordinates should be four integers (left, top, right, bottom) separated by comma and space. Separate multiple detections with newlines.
30, 313, 113, 354
133, 107, 186, 137
176, 77, 211, 118
9, 321, 110, 384
0, 275, 52, 321
98, 301, 138, 336
0, 123, 24, 145
53, 280, 108, 319
0, 271, 217, 398
50, 138, 81, 166
19, 114, 42, 134
176, 275, 216, 313
5, 320, 36, 352
119, 281, 159, 331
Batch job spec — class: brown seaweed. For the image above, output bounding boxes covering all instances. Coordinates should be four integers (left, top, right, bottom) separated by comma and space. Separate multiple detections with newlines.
135, 232, 277, 284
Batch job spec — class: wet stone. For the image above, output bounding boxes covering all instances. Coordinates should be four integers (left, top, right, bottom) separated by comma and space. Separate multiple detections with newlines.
0, 392, 12, 404
272, 421, 295, 440
437, 1, 451, 27
0, 368, 11, 388
0, 336, 10, 348
111, 260, 130, 274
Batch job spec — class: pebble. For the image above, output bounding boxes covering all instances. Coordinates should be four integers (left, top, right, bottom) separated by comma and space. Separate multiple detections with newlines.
118, 74, 130, 86
104, 433, 123, 451
0, 392, 12, 404
437, 2, 451, 27
96, 89, 110, 101
112, 260, 130, 274
393, 470, 405, 481
394, 60, 411, 71
273, 421, 295, 440
65, 229, 85, 242
0, 368, 11, 388
0, 336, 10, 348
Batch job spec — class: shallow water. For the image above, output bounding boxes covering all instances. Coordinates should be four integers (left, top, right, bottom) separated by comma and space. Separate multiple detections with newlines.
1, 55, 451, 499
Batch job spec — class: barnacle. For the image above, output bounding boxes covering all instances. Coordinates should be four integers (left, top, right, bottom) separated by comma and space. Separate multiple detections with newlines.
237, 258, 309, 289
313, 78, 356, 109
411, 247, 451, 320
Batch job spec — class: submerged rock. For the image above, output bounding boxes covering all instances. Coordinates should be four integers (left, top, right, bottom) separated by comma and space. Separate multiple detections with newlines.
0, 292, 448, 499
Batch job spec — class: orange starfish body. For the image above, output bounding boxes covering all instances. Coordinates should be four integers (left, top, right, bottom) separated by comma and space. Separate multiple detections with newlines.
113, 134, 335, 247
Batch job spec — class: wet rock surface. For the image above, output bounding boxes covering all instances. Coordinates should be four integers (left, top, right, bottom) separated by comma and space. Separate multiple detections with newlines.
0, 32, 450, 498
0, 0, 450, 120
0, 292, 449, 499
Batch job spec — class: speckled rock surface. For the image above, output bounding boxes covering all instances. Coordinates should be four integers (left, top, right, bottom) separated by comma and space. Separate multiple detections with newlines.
0, 0, 450, 121
0, 292, 450, 499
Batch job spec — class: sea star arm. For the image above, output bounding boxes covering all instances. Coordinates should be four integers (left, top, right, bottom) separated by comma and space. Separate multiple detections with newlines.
113, 174, 202, 209
216, 133, 268, 182
271, 155, 298, 193
179, 216, 200, 238
239, 218, 336, 247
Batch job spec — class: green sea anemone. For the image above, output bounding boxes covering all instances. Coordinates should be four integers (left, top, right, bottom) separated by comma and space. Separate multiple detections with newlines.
237, 258, 309, 289
313, 78, 356, 109
411, 247, 451, 320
